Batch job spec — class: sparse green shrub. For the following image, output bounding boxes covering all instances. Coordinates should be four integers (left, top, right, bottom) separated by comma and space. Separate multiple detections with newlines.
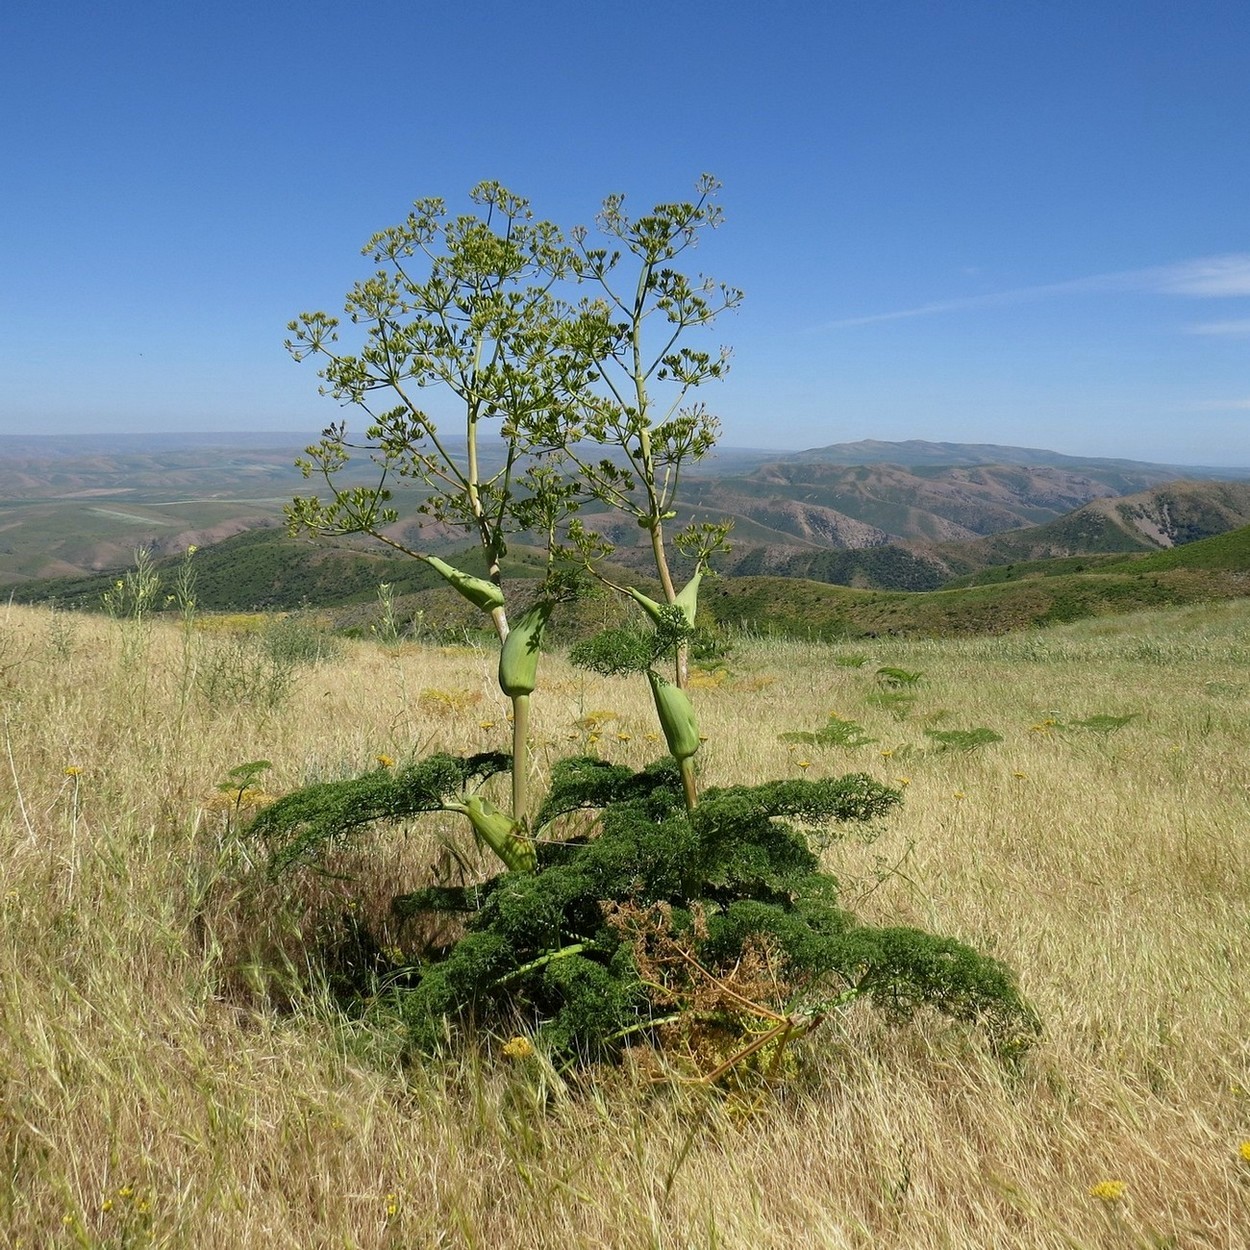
197, 619, 334, 711
101, 547, 161, 625
102, 547, 162, 674
43, 600, 79, 662
876, 666, 924, 688
780, 714, 877, 749
833, 652, 870, 668
197, 635, 294, 710
372, 581, 400, 645
262, 614, 340, 667
214, 760, 274, 827
922, 727, 1004, 753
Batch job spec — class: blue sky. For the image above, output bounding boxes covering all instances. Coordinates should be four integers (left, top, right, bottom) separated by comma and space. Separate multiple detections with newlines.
1, 0, 1247, 465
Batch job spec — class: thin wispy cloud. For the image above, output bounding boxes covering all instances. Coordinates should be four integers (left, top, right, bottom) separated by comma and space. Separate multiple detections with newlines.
819, 253, 1250, 330
1190, 397, 1250, 411
1146, 255, 1250, 296
1187, 318, 1250, 337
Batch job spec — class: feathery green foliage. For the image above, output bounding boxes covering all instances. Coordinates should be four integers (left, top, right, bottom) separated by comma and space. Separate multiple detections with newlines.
250, 752, 510, 872
922, 727, 1004, 753
780, 714, 877, 749
388, 758, 1035, 1060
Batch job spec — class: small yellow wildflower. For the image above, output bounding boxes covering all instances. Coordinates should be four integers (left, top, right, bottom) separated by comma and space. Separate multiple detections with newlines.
479, 720, 496, 730
896, 777, 911, 786
375, 754, 395, 769
798, 760, 811, 770
502, 1036, 534, 1060
1089, 1179, 1126, 1203
952, 790, 965, 800
1239, 1140, 1250, 1163
1013, 771, 1027, 779
135, 1199, 151, 1214
64, 765, 82, 777
616, 733, 632, 742
644, 732, 660, 743
385, 1192, 399, 1217
880, 749, 894, 758
101, 1199, 114, 1214
117, 1186, 134, 1200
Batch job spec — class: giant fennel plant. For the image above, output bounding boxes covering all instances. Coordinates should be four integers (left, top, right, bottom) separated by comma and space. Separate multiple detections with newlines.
254, 179, 1036, 1072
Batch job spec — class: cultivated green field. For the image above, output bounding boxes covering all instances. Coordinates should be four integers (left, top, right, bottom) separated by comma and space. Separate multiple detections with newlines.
2, 599, 1249, 1247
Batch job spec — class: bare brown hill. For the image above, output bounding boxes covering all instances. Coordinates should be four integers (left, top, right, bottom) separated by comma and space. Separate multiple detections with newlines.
680, 461, 1157, 548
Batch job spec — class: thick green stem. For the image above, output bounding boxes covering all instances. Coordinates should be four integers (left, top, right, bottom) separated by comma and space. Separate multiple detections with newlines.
491, 603, 509, 644
511, 693, 530, 824
648, 517, 677, 600
679, 757, 698, 812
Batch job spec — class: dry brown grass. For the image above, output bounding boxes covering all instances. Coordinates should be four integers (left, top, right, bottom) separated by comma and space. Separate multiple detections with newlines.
2, 598, 1249, 1247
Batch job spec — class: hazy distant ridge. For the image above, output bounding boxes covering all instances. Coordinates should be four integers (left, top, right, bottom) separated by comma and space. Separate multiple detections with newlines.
785, 438, 1250, 477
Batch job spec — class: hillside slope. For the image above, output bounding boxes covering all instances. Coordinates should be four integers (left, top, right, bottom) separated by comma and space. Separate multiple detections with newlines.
706, 563, 1249, 640
785, 437, 1250, 481
933, 480, 1250, 574
682, 461, 1154, 547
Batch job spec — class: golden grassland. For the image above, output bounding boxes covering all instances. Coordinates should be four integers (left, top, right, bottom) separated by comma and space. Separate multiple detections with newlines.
1, 598, 1249, 1248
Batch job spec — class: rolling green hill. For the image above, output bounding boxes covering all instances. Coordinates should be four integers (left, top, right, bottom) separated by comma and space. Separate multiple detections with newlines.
12, 518, 1247, 644
935, 486, 1250, 584
705, 564, 1248, 640
1104, 523, 1250, 572
5, 528, 530, 613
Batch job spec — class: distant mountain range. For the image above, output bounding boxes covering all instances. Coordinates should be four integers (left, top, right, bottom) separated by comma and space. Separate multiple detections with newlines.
703, 478, 1250, 591
781, 437, 1250, 477
3, 434, 1248, 638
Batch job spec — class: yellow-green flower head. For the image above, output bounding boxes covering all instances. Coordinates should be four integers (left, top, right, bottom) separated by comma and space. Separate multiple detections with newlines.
502, 1035, 534, 1060
1239, 1140, 1250, 1163
1089, 1179, 1126, 1203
